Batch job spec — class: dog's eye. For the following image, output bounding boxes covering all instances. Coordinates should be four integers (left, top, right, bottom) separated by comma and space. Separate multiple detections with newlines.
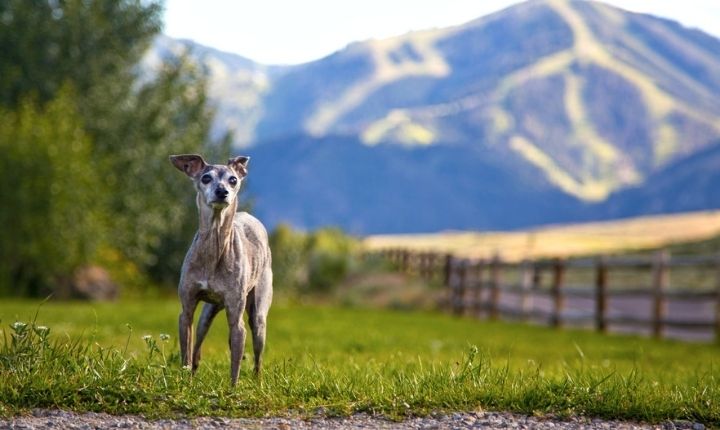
228, 176, 238, 186
201, 174, 212, 184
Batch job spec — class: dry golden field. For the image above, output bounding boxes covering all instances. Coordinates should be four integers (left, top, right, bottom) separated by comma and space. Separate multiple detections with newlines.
363, 210, 720, 261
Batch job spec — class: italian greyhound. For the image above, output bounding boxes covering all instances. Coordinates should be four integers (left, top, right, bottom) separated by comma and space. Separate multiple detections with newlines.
170, 154, 273, 385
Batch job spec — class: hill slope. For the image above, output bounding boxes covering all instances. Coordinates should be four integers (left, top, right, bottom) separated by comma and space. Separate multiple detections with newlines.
246, 134, 584, 233
599, 141, 720, 217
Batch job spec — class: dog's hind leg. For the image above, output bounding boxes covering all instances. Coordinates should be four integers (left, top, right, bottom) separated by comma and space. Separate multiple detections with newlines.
192, 302, 221, 372
226, 299, 247, 386
248, 267, 273, 376
245, 289, 262, 376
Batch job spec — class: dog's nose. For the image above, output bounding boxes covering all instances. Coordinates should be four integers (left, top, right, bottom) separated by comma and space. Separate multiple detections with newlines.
215, 187, 229, 199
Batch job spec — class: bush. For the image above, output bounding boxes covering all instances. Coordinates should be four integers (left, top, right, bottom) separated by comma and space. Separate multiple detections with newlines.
269, 225, 359, 295
268, 224, 309, 293
306, 228, 357, 293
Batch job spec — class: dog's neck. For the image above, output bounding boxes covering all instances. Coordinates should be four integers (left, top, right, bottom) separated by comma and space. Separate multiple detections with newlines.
195, 194, 237, 265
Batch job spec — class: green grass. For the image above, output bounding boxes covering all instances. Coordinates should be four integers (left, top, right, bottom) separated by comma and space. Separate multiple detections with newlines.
0, 300, 718, 424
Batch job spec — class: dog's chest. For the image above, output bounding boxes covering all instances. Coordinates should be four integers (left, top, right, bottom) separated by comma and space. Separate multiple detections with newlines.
185, 231, 242, 277
196, 280, 225, 304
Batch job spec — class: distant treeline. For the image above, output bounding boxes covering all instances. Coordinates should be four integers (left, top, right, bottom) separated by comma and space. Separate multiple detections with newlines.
0, 0, 232, 296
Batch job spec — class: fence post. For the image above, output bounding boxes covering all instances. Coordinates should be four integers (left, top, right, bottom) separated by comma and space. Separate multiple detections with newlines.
427, 253, 435, 281
551, 258, 566, 328
473, 260, 485, 318
595, 256, 608, 333
715, 254, 720, 344
457, 259, 469, 316
651, 250, 669, 339
489, 255, 501, 320
419, 252, 427, 280
519, 260, 533, 321
445, 256, 456, 312
401, 250, 410, 274
424, 253, 433, 281
443, 253, 453, 288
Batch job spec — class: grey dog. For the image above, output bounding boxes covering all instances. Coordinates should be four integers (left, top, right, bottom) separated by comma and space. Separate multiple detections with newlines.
170, 154, 273, 385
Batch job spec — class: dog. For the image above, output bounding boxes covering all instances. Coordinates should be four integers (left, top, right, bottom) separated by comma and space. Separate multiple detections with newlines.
170, 154, 273, 385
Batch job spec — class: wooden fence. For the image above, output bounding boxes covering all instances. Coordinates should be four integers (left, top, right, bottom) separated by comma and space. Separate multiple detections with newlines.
374, 249, 720, 342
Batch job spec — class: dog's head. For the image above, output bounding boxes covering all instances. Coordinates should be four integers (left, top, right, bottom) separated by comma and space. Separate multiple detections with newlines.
170, 154, 249, 209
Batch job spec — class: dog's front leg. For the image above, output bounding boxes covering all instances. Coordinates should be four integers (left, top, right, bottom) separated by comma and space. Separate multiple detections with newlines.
226, 297, 247, 386
179, 298, 198, 369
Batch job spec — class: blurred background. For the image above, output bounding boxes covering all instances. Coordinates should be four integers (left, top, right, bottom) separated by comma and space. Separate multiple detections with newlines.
2, 0, 720, 312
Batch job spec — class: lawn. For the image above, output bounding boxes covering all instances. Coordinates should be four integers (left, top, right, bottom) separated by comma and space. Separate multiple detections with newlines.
0, 300, 718, 424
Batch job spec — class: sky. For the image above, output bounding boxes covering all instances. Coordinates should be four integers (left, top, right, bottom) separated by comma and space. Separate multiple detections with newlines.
163, 0, 720, 65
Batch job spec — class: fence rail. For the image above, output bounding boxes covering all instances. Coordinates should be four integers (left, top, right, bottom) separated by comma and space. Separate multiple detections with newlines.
374, 249, 720, 342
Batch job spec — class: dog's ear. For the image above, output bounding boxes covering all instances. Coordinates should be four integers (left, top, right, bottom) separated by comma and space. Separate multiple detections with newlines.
228, 156, 250, 177
170, 154, 207, 178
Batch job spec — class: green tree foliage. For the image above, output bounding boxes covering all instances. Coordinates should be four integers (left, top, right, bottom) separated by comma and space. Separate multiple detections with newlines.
97, 57, 222, 281
0, 0, 161, 107
0, 88, 103, 296
0, 0, 224, 295
113, 57, 233, 285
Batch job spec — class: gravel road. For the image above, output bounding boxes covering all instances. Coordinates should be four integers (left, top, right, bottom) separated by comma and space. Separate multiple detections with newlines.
0, 409, 707, 430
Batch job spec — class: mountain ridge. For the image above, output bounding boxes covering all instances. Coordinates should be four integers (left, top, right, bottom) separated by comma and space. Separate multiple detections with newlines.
147, 0, 720, 233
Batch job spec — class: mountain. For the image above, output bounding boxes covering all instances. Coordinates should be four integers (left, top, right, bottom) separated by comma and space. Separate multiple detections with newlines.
147, 0, 720, 233
254, 0, 720, 201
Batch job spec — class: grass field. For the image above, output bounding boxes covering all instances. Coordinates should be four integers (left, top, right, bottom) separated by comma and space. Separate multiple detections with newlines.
364, 210, 720, 261
1, 300, 718, 424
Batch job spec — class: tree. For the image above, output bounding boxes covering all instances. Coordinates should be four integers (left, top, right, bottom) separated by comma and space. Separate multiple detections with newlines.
101, 56, 230, 284
0, 0, 227, 294
0, 0, 161, 108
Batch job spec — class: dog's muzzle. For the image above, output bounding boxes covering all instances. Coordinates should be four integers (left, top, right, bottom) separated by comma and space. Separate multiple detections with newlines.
215, 187, 229, 199
209, 187, 230, 207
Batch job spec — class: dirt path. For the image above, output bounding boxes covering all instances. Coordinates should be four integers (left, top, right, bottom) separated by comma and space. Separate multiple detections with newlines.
1, 409, 706, 429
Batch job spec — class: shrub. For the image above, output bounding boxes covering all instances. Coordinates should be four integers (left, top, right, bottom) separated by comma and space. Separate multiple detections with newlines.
269, 225, 359, 295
